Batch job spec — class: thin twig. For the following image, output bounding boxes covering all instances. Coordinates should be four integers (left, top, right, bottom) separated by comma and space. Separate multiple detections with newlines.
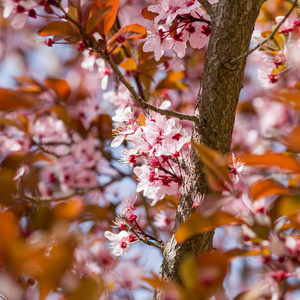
197, 0, 213, 15
21, 176, 124, 203
61, 7, 199, 124
125, 221, 165, 250
286, 0, 300, 7
225, 0, 298, 66
141, 193, 160, 238
100, 52, 199, 123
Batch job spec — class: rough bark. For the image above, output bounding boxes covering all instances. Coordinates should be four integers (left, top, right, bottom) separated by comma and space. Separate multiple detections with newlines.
154, 0, 266, 298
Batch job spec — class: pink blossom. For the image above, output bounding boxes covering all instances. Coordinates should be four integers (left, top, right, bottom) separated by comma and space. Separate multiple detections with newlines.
192, 194, 204, 208
230, 153, 247, 184
116, 261, 144, 290
2, 0, 38, 29
143, 22, 174, 61
154, 210, 173, 229
134, 165, 181, 205
81, 50, 111, 89
112, 216, 127, 230
104, 231, 138, 256
143, 2, 210, 60
105, 86, 135, 118
148, 0, 197, 26
120, 196, 137, 223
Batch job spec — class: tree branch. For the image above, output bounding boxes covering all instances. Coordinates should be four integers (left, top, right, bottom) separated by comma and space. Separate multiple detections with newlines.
61, 7, 199, 124
125, 221, 165, 250
225, 0, 298, 67
98, 52, 199, 123
197, 0, 213, 15
140, 193, 160, 239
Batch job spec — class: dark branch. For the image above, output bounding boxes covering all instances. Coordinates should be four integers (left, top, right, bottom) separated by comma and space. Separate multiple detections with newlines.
197, 0, 213, 15
100, 52, 199, 123
61, 6, 199, 124
125, 221, 165, 250
225, 0, 298, 66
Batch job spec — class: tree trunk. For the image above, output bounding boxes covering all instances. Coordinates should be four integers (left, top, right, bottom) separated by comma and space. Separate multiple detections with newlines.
155, 0, 266, 298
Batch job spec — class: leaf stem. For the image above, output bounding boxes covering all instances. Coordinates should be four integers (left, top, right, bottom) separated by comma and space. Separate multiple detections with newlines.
225, 0, 298, 66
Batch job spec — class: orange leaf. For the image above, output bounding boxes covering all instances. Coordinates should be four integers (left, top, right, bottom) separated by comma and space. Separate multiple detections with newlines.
53, 198, 84, 220
270, 195, 300, 220
119, 58, 137, 71
204, 169, 229, 192
276, 86, 300, 110
138, 113, 146, 126
86, 5, 112, 34
23, 150, 53, 164
192, 141, 232, 185
282, 126, 300, 152
0, 89, 34, 111
238, 152, 300, 173
103, 0, 119, 35
225, 248, 260, 261
155, 71, 189, 91
250, 178, 291, 201
180, 251, 228, 296
44, 78, 71, 100
49, 105, 73, 128
108, 23, 147, 46
175, 212, 242, 243
37, 21, 76, 37
0, 117, 26, 132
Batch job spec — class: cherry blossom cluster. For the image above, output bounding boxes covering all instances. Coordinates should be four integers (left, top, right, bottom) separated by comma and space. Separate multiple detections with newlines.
2, 0, 46, 29
111, 101, 190, 205
258, 13, 300, 88
71, 233, 145, 294
198, 153, 300, 298
105, 197, 139, 256
105, 196, 164, 256
142, 0, 210, 60
81, 50, 112, 90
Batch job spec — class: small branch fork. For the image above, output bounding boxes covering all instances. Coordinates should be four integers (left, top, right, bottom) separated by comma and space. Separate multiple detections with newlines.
225, 0, 298, 67
124, 220, 165, 250
60, 6, 199, 124
197, 0, 213, 15
101, 53, 199, 123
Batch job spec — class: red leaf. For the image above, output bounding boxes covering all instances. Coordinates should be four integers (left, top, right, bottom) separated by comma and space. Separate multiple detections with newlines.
141, 7, 158, 21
